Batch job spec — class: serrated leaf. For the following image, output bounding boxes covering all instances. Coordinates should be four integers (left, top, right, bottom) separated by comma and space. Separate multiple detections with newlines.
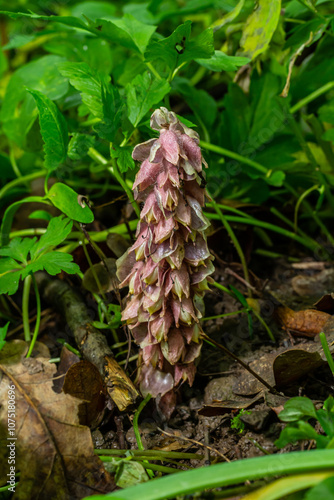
28, 89, 68, 171
23, 252, 80, 277
110, 146, 135, 173
0, 10, 89, 30
30, 216, 73, 261
0, 237, 37, 264
58, 62, 108, 119
93, 84, 124, 142
0, 55, 68, 147
0, 258, 23, 296
196, 51, 249, 72
238, 0, 281, 60
107, 14, 156, 54
126, 71, 170, 127
68, 133, 95, 160
145, 21, 214, 70
46, 183, 94, 223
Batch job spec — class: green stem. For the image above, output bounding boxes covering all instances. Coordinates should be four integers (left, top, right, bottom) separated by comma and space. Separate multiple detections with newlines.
109, 161, 140, 218
319, 332, 334, 378
145, 61, 162, 80
133, 394, 154, 479
202, 309, 247, 321
0, 171, 47, 200
211, 281, 235, 298
205, 214, 319, 252
26, 275, 41, 358
96, 449, 334, 500
294, 184, 320, 233
209, 194, 252, 297
22, 275, 32, 342
289, 81, 334, 114
251, 309, 275, 342
95, 449, 203, 460
9, 148, 22, 178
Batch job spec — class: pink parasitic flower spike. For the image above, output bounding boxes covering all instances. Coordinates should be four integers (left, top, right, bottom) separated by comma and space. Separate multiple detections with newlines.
116, 107, 214, 401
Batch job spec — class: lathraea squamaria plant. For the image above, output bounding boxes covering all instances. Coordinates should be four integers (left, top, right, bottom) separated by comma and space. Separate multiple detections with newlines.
116, 107, 214, 399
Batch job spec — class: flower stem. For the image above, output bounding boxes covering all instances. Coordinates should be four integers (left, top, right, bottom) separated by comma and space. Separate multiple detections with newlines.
319, 332, 334, 378
26, 275, 41, 357
22, 275, 32, 342
209, 194, 252, 297
133, 394, 154, 479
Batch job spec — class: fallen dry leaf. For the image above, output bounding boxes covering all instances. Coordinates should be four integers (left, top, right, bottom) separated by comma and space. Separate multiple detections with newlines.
273, 349, 325, 388
63, 360, 107, 428
0, 340, 114, 499
198, 392, 264, 417
275, 306, 331, 337
314, 293, 334, 314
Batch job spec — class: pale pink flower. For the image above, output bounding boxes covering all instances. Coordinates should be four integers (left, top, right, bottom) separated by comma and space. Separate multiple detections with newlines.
117, 107, 214, 398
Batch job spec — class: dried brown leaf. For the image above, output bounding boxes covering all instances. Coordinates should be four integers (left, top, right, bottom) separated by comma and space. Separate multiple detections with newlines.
0, 340, 114, 499
275, 306, 331, 337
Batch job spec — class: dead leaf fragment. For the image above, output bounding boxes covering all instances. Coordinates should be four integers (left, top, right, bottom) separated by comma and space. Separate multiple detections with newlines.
82, 258, 118, 294
63, 360, 107, 428
0, 340, 115, 499
314, 293, 334, 314
273, 349, 325, 388
198, 392, 264, 417
275, 306, 331, 337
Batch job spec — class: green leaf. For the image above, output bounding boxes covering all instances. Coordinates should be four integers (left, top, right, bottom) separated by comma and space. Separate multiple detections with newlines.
93, 84, 124, 142
30, 216, 73, 261
115, 461, 149, 488
211, 0, 245, 31
58, 62, 108, 118
145, 21, 214, 70
46, 183, 94, 223
0, 11, 90, 31
28, 89, 68, 171
0, 55, 68, 147
196, 51, 249, 72
106, 14, 156, 54
173, 78, 217, 128
0, 321, 10, 351
265, 170, 286, 187
23, 252, 80, 277
110, 146, 135, 174
275, 420, 326, 449
68, 133, 95, 160
0, 237, 37, 264
126, 71, 170, 127
238, 0, 281, 60
0, 258, 23, 296
284, 18, 328, 50
304, 476, 334, 500
71, 1, 117, 21
316, 409, 334, 438
3, 33, 36, 50
278, 396, 317, 422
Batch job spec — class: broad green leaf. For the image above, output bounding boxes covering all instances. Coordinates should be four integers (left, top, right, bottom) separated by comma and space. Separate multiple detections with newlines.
23, 252, 80, 277
275, 420, 327, 449
265, 170, 286, 187
115, 461, 149, 488
0, 321, 9, 351
110, 146, 135, 174
239, 0, 281, 60
46, 183, 94, 223
58, 62, 108, 118
71, 1, 117, 20
145, 21, 214, 70
30, 216, 73, 261
126, 71, 170, 127
196, 51, 249, 72
107, 14, 156, 54
316, 408, 334, 438
0, 237, 37, 264
68, 133, 95, 160
28, 89, 68, 171
0, 258, 23, 296
278, 396, 317, 422
28, 210, 53, 222
0, 55, 68, 147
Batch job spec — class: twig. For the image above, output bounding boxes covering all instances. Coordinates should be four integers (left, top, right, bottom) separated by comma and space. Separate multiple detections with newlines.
157, 427, 230, 462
